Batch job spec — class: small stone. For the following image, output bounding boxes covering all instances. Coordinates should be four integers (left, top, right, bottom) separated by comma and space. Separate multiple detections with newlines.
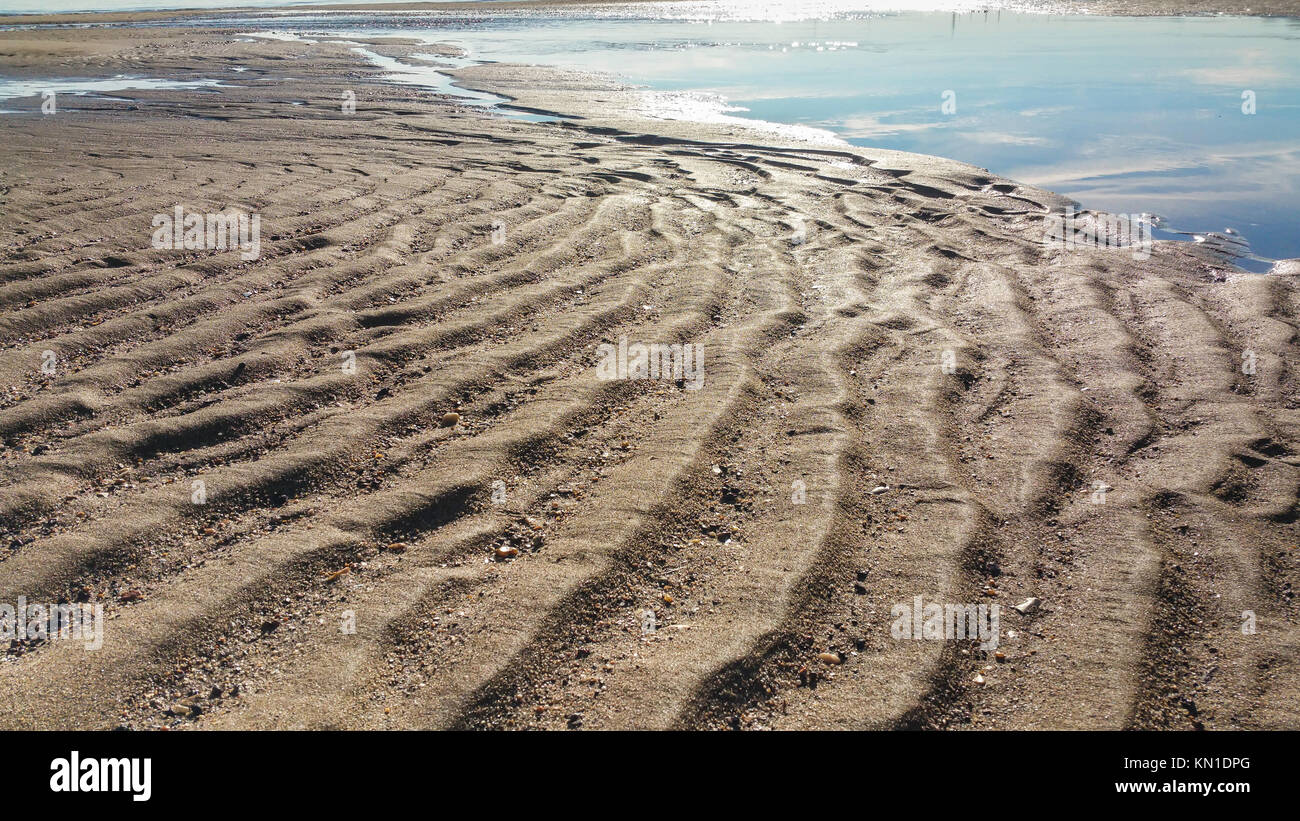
973, 673, 985, 685
995, 651, 1007, 662
440, 412, 461, 427
817, 652, 843, 665
384, 542, 407, 552
869, 485, 889, 495
494, 545, 519, 560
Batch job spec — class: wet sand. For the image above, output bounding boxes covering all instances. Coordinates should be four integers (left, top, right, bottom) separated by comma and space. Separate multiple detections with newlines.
0, 15, 1297, 730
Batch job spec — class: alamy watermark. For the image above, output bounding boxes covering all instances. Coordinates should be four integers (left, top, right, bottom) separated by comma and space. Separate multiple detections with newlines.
891, 596, 1000, 652
1, 598, 103, 651
595, 336, 704, 390
1043, 206, 1152, 261
152, 206, 261, 261
50, 751, 150, 802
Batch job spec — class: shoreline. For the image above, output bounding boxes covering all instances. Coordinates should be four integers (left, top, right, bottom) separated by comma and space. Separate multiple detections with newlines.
2, 0, 1300, 28
1, 17, 1297, 731
4, 15, 1282, 269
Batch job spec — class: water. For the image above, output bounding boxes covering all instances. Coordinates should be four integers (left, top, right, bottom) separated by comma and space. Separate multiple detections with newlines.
1, 4, 1296, 264
0, 76, 228, 121
349, 47, 558, 122
0, 75, 226, 102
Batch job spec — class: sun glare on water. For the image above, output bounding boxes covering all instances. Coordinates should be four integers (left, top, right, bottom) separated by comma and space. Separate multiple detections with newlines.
596, 0, 1068, 23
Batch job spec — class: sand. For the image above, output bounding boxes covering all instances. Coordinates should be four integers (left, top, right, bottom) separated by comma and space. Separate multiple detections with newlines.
0, 12, 1297, 731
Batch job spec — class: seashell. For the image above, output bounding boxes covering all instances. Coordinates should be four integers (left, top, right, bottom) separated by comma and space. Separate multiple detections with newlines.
1014, 597, 1041, 615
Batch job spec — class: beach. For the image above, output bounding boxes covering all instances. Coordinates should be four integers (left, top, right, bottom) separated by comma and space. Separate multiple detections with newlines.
0, 6, 1297, 731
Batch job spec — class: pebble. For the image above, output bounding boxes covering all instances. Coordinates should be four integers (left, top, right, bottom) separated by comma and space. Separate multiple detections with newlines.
440, 412, 461, 427
817, 652, 843, 665
495, 545, 519, 560
869, 485, 889, 495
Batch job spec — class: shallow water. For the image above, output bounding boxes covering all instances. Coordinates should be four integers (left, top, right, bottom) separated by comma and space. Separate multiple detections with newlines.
0, 75, 226, 99
350, 47, 558, 122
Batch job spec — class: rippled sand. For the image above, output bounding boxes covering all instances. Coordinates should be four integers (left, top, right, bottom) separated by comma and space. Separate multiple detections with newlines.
0, 17, 1297, 730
